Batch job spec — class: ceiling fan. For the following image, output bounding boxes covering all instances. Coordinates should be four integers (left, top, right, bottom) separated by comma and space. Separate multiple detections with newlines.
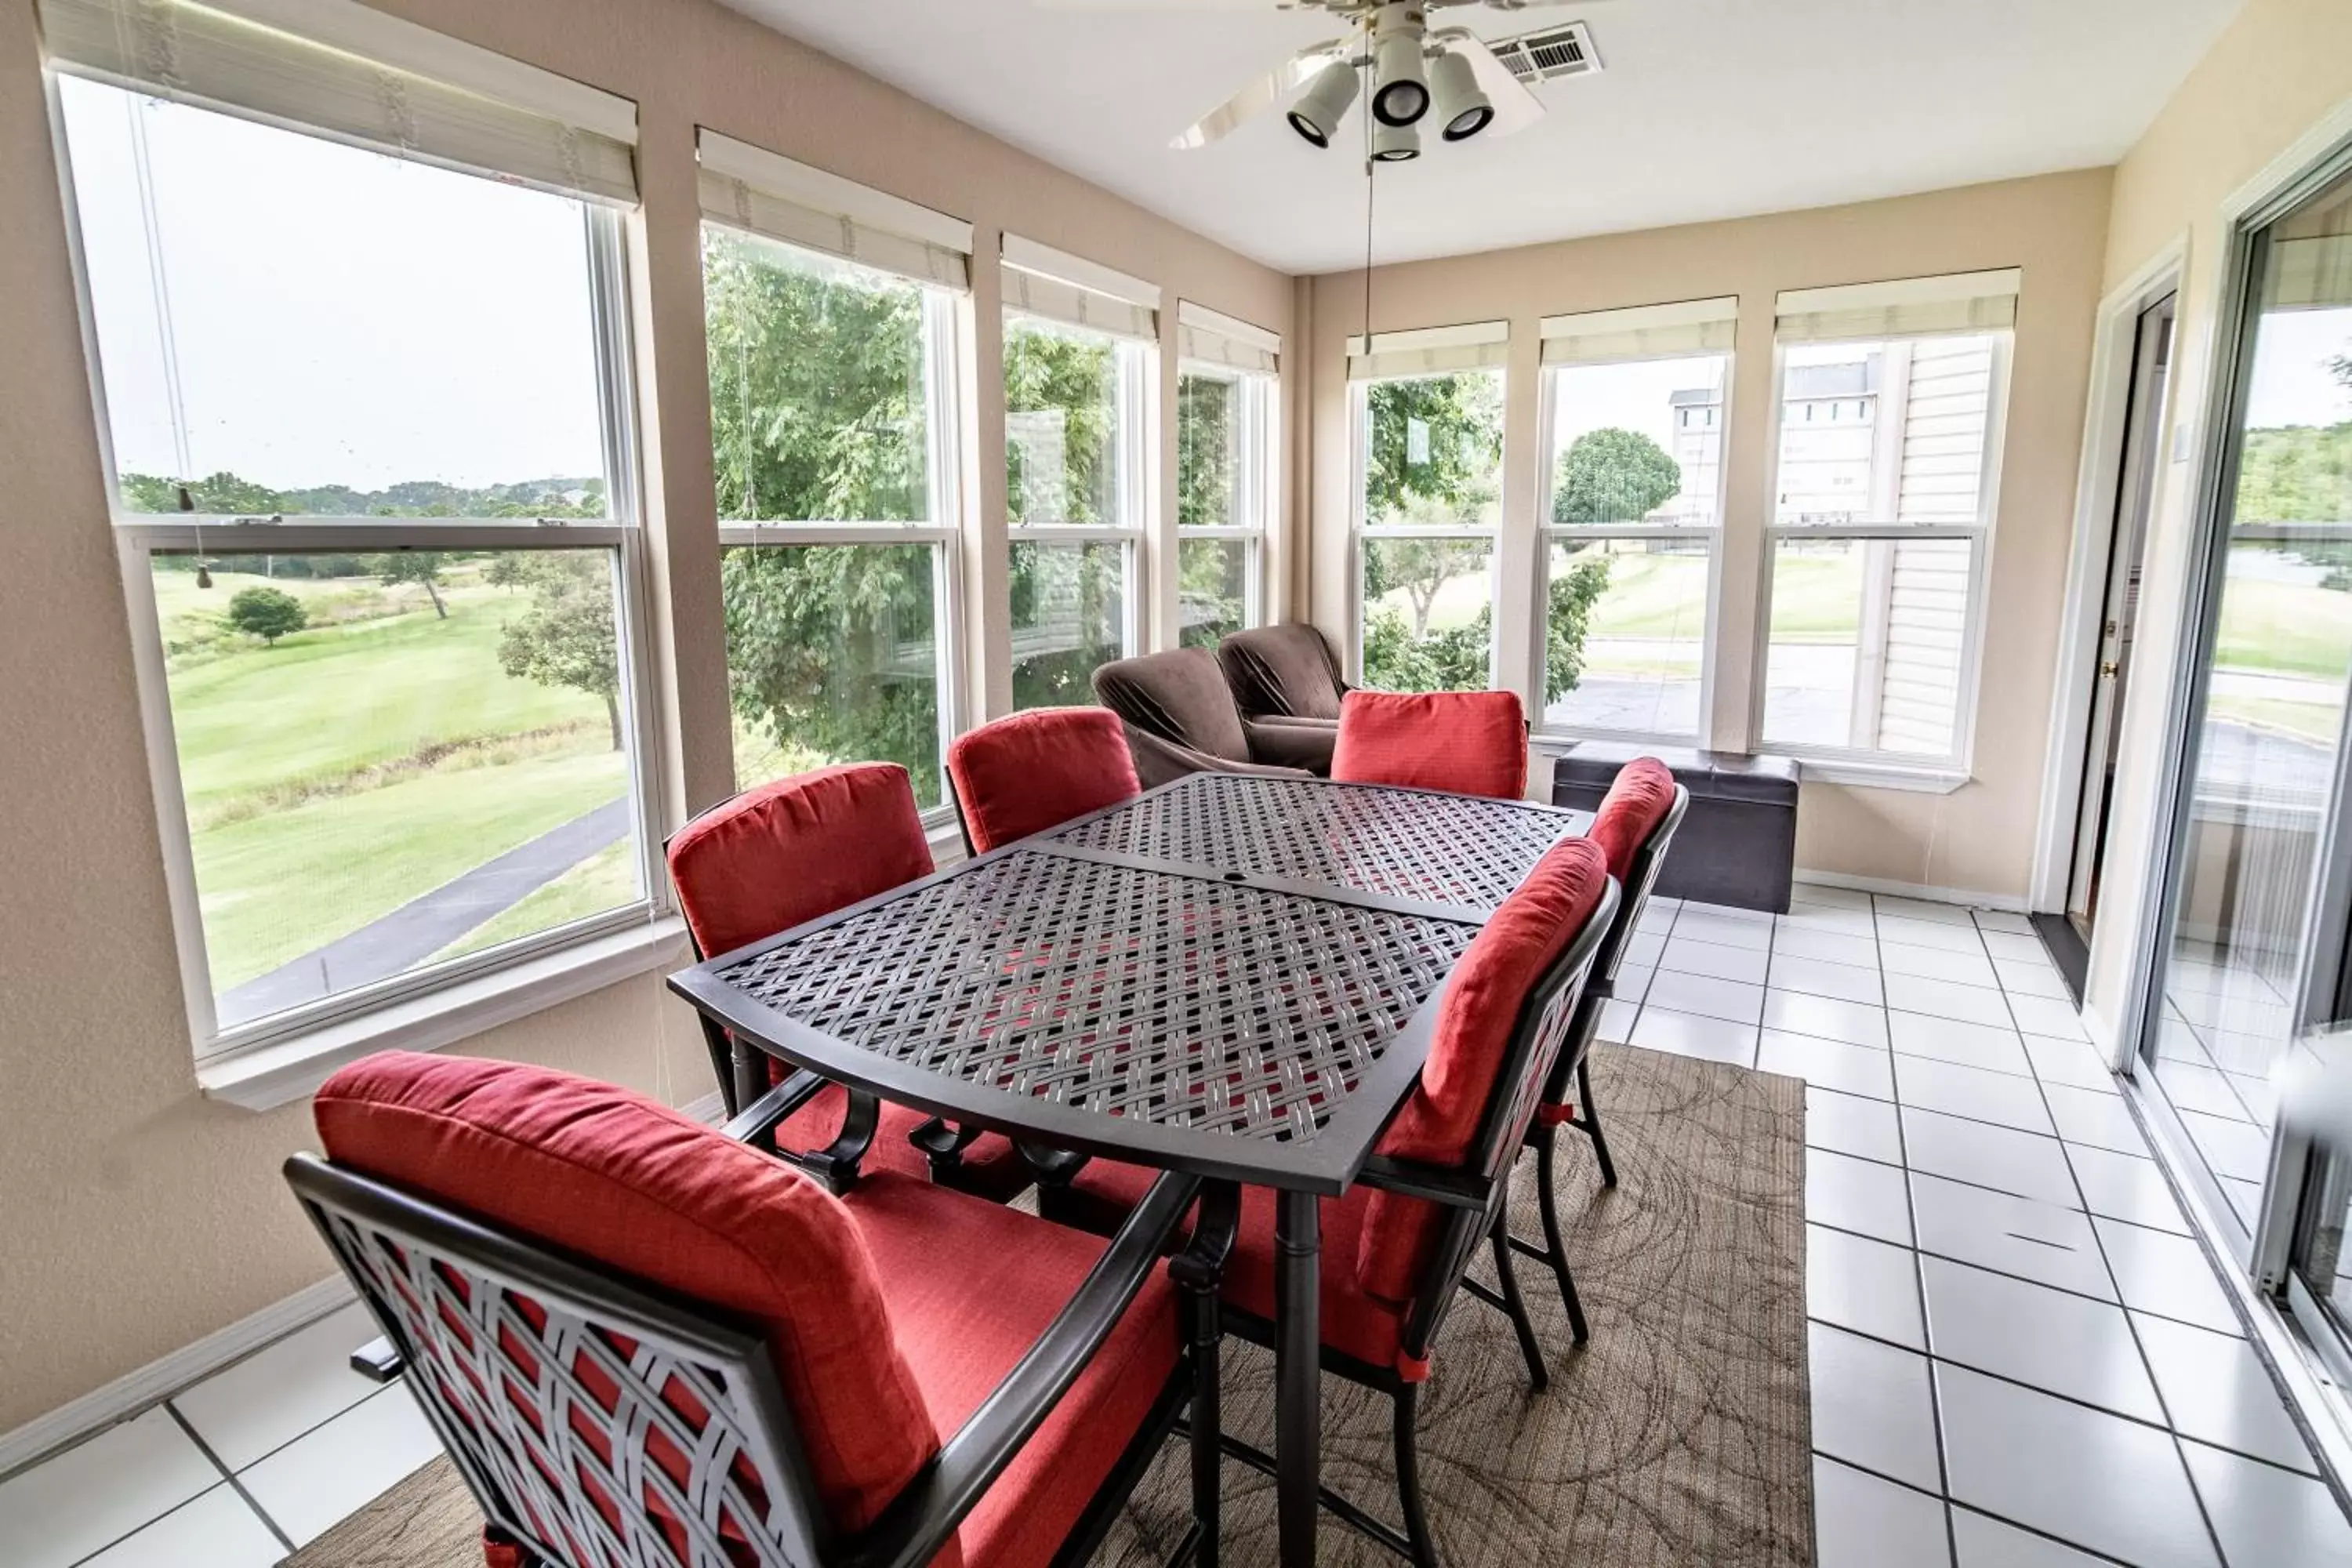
1048, 1, 1599, 159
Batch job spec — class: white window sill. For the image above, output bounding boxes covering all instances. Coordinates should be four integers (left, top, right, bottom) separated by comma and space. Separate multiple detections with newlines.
1795, 759, 1971, 794
198, 916, 691, 1112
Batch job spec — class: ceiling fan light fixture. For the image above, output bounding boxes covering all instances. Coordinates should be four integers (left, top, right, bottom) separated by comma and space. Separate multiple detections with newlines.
1428, 49, 1493, 141
1371, 120, 1420, 162
1371, 22, 1429, 127
1287, 56, 1359, 149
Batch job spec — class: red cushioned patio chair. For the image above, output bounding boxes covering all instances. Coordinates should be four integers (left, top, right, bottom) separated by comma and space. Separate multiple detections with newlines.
287, 1051, 1230, 1568
666, 763, 1029, 1203
1330, 689, 1529, 801
1507, 757, 1687, 1342
945, 707, 1142, 857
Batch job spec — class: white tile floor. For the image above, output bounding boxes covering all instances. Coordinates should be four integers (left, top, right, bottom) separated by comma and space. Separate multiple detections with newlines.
1601, 885, 2352, 1568
5, 885, 2349, 1566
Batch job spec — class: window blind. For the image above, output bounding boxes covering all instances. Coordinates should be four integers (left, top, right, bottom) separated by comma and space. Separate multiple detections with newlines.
1776, 269, 2020, 343
1541, 296, 1737, 365
38, 0, 639, 204
1177, 301, 1279, 375
697, 130, 971, 291
1346, 320, 1509, 379
1000, 236, 1160, 342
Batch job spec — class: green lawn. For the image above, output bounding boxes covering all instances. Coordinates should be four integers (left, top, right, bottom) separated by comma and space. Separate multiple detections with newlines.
1374, 546, 1864, 644
193, 746, 628, 989
154, 563, 635, 993
2212, 572, 2352, 683
429, 838, 644, 967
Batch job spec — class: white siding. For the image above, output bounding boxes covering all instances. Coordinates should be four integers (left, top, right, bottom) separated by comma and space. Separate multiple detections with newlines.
1895, 338, 1993, 524
1874, 537, 1973, 756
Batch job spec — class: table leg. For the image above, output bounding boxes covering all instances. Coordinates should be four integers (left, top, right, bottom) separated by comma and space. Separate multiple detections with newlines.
730, 1036, 768, 1119
1274, 1189, 1321, 1568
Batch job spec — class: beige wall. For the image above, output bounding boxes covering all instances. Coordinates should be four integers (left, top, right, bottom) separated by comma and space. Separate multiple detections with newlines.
2078, 0, 2352, 1043
1305, 171, 2114, 898
0, 0, 1289, 1434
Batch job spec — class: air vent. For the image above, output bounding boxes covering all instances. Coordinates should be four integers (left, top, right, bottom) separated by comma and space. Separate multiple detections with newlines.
1486, 21, 1602, 85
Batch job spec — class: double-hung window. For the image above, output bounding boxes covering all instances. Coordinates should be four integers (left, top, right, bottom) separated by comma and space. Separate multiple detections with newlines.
1760, 270, 2017, 768
1175, 303, 1280, 647
1537, 299, 1737, 739
1001, 238, 1158, 708
697, 132, 970, 809
45, 0, 658, 1051
1348, 323, 1508, 691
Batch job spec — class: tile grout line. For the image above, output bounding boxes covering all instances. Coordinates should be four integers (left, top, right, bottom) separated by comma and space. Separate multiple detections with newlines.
1978, 909, 2238, 1568
162, 1401, 297, 1558
1864, 895, 1963, 1568
1814, 1454, 2146, 1568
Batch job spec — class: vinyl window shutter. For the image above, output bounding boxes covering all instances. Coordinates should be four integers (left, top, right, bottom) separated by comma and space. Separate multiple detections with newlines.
1541, 296, 1737, 365
38, 0, 639, 203
697, 130, 972, 292
1177, 301, 1279, 376
1347, 321, 1509, 379
1001, 236, 1160, 343
1776, 269, 2020, 343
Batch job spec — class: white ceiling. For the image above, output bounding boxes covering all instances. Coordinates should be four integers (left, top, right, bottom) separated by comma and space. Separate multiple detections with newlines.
718, 0, 2244, 274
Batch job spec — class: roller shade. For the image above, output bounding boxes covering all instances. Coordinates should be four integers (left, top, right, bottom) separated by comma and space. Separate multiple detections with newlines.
698, 131, 971, 291
1347, 320, 1508, 379
2267, 237, 2352, 311
1776, 269, 2021, 343
38, 0, 638, 204
1001, 235, 1160, 342
1178, 301, 1279, 375
1541, 296, 1737, 365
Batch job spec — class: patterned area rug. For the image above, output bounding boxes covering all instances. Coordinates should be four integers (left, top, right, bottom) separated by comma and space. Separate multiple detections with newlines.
286, 1043, 1809, 1567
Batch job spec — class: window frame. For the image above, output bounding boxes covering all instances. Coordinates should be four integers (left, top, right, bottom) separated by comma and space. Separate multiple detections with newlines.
1002, 310, 1154, 676
1532, 348, 1734, 747
1347, 368, 1505, 688
708, 230, 971, 818
1175, 358, 1276, 643
55, 101, 669, 1063
1753, 329, 2015, 775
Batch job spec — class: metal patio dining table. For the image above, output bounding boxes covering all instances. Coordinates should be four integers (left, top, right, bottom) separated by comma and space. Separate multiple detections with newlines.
668, 770, 1589, 1566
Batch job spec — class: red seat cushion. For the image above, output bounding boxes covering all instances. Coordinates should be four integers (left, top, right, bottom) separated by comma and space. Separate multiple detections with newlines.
1359, 836, 1612, 1308
1221, 1183, 1414, 1379
314, 1052, 938, 1541
1330, 690, 1527, 800
847, 1173, 1182, 1568
667, 763, 934, 959
1586, 755, 1677, 883
947, 709, 1141, 854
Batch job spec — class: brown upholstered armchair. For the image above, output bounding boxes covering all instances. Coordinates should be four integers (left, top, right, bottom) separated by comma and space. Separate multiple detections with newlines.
1214, 624, 1349, 774
1090, 648, 1323, 788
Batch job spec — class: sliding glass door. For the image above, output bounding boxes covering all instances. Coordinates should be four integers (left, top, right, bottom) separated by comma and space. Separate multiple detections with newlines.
2140, 151, 2352, 1368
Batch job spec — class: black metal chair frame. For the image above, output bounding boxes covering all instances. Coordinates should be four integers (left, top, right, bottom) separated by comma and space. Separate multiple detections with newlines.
1506, 785, 1690, 1339
1210, 873, 1621, 1568
285, 1076, 1232, 1568
664, 792, 1018, 1199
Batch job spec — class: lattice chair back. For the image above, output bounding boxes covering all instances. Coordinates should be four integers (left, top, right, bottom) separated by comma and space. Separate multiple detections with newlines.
288, 1152, 828, 1568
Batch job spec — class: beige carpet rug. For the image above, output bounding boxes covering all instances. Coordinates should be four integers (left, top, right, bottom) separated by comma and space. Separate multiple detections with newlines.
287, 1043, 1810, 1568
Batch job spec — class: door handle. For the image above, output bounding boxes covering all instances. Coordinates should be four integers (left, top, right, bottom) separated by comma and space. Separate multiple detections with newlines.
2100, 662, 2120, 680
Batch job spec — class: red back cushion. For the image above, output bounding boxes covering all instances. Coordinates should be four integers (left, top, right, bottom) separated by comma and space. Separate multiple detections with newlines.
1587, 756, 1678, 883
947, 708, 1142, 854
667, 764, 933, 958
1331, 690, 1527, 800
314, 1052, 938, 1538
1356, 836, 1611, 1305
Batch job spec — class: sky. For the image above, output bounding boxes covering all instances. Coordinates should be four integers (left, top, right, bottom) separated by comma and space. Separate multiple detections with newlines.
2245, 307, 2352, 430
60, 76, 608, 495
1548, 352, 1724, 456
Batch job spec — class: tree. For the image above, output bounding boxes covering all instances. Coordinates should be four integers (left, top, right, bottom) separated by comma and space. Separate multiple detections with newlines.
498, 555, 622, 750
485, 554, 531, 591
225, 585, 306, 645
1004, 321, 1117, 525
1360, 559, 1613, 699
1552, 427, 1682, 524
374, 550, 449, 618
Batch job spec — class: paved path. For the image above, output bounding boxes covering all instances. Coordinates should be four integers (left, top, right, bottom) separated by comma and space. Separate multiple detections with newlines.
217, 797, 633, 1029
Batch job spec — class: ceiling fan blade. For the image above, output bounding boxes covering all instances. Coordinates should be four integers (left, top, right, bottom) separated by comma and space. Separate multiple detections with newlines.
1450, 29, 1545, 137
1036, 0, 1279, 11
1170, 39, 1351, 151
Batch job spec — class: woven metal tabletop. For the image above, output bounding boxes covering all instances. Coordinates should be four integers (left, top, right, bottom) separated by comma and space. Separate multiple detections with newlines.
672, 775, 1582, 1189
1050, 771, 1583, 916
